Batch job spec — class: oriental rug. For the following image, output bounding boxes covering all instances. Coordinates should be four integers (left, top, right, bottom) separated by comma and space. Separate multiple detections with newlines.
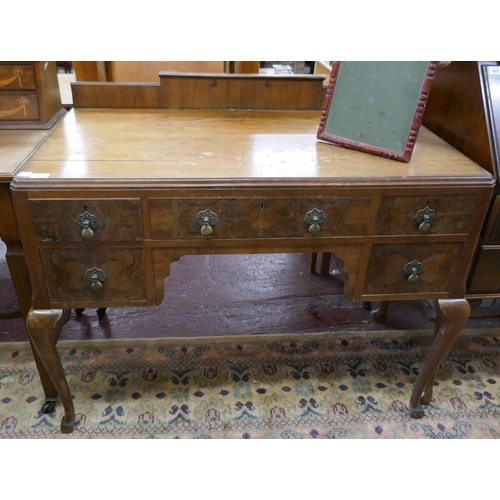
1, 330, 500, 438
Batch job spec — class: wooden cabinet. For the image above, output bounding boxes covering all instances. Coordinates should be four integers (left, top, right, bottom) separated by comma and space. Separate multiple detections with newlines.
422, 61, 500, 299
0, 62, 65, 129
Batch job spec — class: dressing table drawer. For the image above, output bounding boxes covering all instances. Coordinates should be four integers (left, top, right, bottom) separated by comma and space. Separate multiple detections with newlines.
150, 196, 372, 239
374, 195, 478, 236
363, 242, 464, 296
29, 199, 143, 242
39, 248, 148, 303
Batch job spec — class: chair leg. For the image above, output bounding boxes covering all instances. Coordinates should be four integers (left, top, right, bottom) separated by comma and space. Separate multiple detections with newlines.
310, 253, 318, 273
370, 301, 390, 321
310, 252, 331, 275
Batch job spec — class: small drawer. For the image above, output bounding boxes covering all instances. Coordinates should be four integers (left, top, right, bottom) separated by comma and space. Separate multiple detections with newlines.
374, 195, 478, 235
29, 199, 143, 242
0, 64, 36, 90
363, 242, 464, 296
468, 246, 500, 293
0, 94, 39, 121
40, 248, 147, 303
150, 197, 372, 239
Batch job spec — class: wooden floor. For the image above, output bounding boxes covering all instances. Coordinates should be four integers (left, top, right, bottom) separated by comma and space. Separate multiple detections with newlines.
2, 238, 500, 343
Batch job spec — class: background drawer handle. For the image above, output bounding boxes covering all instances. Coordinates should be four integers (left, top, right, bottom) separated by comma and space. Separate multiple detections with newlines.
304, 208, 326, 235
195, 209, 217, 236
404, 260, 423, 283
77, 209, 99, 239
414, 205, 435, 234
84, 267, 106, 291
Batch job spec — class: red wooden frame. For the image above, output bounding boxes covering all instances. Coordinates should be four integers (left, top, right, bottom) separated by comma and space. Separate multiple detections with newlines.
317, 61, 439, 162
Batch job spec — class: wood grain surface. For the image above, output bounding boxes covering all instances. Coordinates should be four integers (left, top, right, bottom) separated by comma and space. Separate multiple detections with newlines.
14, 109, 490, 183
29, 199, 143, 242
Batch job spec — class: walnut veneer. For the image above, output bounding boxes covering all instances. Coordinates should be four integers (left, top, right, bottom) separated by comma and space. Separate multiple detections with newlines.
10, 108, 495, 433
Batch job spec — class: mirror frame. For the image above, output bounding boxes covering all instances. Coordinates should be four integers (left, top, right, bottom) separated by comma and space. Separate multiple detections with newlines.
317, 61, 439, 162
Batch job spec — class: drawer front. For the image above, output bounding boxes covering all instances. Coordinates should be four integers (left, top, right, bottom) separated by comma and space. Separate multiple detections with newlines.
150, 197, 372, 239
363, 242, 464, 295
0, 94, 39, 121
0, 65, 36, 90
468, 246, 500, 293
374, 195, 478, 235
29, 199, 143, 242
40, 248, 147, 302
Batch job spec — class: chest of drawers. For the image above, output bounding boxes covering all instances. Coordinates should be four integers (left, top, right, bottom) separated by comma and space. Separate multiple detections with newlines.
0, 62, 65, 129
10, 109, 495, 433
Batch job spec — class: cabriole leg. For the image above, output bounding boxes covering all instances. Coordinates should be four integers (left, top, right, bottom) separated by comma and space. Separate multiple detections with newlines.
410, 299, 470, 418
26, 308, 75, 433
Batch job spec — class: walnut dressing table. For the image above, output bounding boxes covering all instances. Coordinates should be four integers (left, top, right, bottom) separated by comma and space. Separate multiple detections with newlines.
10, 108, 494, 433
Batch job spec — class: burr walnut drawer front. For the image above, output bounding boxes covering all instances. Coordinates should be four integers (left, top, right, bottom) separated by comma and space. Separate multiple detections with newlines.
149, 197, 372, 239
0, 94, 40, 121
374, 194, 479, 235
363, 242, 464, 296
29, 199, 143, 242
39, 248, 148, 303
0, 64, 37, 90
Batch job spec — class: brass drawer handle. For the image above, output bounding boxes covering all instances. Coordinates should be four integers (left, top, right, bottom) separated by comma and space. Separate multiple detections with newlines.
77, 209, 99, 239
84, 267, 106, 291
304, 208, 326, 235
195, 209, 217, 236
404, 260, 423, 283
414, 205, 435, 234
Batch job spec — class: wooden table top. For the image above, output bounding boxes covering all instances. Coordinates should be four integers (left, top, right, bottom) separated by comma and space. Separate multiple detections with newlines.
0, 129, 51, 179
15, 108, 493, 187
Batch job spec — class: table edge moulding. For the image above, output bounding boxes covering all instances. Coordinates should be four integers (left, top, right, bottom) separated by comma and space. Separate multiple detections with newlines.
9, 108, 495, 433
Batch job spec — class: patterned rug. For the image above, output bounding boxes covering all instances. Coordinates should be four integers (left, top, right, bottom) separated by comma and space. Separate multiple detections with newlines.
1, 330, 500, 438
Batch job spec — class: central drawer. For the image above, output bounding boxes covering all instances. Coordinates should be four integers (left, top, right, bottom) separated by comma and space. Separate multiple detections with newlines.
39, 248, 147, 303
150, 197, 372, 239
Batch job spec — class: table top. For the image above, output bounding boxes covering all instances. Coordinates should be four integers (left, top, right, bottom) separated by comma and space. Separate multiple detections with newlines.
14, 108, 493, 188
0, 129, 51, 180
